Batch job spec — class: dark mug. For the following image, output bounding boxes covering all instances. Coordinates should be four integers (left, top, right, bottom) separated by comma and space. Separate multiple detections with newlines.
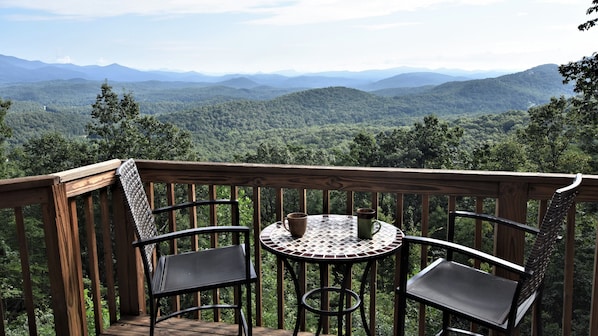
284, 212, 308, 237
356, 208, 380, 239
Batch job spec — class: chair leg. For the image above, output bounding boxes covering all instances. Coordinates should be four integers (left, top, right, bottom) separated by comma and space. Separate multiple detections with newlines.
396, 288, 407, 336
235, 285, 243, 336
149, 297, 157, 336
244, 283, 253, 336
442, 311, 450, 333
246, 281, 253, 336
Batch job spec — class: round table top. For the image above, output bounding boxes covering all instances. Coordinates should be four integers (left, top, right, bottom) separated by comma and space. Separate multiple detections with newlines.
260, 214, 403, 263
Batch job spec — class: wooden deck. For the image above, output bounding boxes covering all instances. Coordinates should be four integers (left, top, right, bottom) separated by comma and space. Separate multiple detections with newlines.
100, 316, 325, 336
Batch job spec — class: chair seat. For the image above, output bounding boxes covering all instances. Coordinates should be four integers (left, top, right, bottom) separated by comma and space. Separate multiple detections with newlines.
406, 258, 518, 328
153, 245, 257, 297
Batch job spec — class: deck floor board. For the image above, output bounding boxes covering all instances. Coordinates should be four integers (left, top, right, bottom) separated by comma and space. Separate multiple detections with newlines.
100, 316, 325, 336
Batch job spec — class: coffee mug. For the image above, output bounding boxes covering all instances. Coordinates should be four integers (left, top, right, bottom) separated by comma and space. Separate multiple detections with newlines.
356, 208, 380, 239
284, 212, 308, 237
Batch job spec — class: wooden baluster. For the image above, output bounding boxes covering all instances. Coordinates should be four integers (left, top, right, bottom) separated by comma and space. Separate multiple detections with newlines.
14, 206, 37, 335
100, 189, 117, 324
84, 194, 104, 334
253, 187, 263, 326
393, 193, 404, 336
276, 187, 285, 330
562, 202, 576, 336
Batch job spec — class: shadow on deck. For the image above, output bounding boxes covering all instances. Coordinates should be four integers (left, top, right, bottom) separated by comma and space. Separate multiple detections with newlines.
100, 315, 324, 336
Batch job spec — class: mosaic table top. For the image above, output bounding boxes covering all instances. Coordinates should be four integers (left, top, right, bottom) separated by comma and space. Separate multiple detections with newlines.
260, 214, 403, 263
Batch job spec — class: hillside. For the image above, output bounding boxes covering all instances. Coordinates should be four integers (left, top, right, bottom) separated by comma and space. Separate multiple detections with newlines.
0, 79, 299, 115
378, 64, 573, 113
367, 72, 470, 90
159, 64, 572, 134
1, 64, 573, 118
0, 60, 575, 161
158, 87, 399, 136
154, 65, 571, 160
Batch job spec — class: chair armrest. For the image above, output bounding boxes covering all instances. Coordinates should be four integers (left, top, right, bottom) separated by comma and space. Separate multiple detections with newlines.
452, 210, 540, 235
152, 199, 239, 214
133, 225, 249, 247
404, 235, 531, 277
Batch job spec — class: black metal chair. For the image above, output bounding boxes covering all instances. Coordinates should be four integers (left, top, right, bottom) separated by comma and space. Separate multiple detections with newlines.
397, 174, 582, 336
116, 158, 256, 336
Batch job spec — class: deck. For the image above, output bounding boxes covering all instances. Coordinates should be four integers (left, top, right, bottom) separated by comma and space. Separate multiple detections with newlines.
4, 159, 598, 335
100, 316, 323, 336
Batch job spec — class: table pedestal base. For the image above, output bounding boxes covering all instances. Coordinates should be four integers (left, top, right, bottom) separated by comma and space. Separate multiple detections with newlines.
302, 287, 361, 336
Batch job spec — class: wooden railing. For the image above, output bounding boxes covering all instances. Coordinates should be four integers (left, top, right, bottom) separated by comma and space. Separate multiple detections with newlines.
1, 159, 598, 335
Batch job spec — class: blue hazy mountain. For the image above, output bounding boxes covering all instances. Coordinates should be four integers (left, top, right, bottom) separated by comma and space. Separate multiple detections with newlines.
0, 54, 505, 89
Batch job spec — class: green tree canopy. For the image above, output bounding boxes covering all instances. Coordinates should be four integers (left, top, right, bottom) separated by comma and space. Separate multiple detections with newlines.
86, 82, 196, 161
517, 97, 582, 173
0, 98, 14, 178
10, 132, 96, 176
558, 1, 598, 172
578, 0, 598, 31
347, 115, 464, 169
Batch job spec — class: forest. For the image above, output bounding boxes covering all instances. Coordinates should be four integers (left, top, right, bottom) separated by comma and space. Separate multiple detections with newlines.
0, 63, 573, 161
0, 3, 597, 333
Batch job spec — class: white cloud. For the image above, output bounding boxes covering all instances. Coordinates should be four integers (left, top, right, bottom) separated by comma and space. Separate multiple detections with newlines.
96, 57, 110, 66
536, 0, 588, 4
247, 0, 503, 25
55, 55, 72, 63
0, 0, 284, 18
2, 0, 503, 23
359, 22, 421, 31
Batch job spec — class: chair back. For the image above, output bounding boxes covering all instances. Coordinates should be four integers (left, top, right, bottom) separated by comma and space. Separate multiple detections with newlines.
116, 159, 158, 273
519, 174, 582, 305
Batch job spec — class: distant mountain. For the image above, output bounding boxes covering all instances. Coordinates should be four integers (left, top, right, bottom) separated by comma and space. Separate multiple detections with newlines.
0, 79, 299, 115
0, 58, 576, 162
0, 62, 573, 119
0, 54, 503, 89
216, 77, 261, 89
393, 64, 573, 113
368, 72, 470, 90
158, 64, 574, 148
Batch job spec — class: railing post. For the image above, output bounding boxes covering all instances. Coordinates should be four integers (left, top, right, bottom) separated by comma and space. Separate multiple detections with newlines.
591, 221, 598, 335
43, 183, 88, 336
494, 182, 528, 336
112, 185, 146, 315
495, 182, 528, 266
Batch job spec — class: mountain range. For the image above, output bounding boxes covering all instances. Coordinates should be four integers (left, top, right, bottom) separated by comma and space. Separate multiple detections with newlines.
0, 54, 575, 115
0, 54, 506, 90
0, 54, 578, 161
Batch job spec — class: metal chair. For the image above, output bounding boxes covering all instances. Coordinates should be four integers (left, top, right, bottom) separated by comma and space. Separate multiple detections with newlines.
116, 158, 256, 336
397, 174, 582, 336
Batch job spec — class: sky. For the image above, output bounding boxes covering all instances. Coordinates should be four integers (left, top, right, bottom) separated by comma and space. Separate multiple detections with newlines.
0, 0, 597, 75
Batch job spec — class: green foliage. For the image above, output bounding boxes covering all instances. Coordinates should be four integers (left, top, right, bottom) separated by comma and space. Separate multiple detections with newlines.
517, 97, 584, 173
5, 111, 89, 145
577, 0, 598, 31
560, 54, 598, 100
237, 140, 334, 165
86, 81, 197, 161
467, 137, 528, 171
9, 132, 96, 175
83, 286, 116, 336
344, 115, 464, 169
0, 98, 13, 177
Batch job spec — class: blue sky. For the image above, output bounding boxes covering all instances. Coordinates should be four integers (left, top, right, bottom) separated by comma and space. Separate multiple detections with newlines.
1, 0, 596, 74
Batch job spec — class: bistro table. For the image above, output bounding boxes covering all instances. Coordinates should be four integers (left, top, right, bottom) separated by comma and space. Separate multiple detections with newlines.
260, 214, 403, 336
